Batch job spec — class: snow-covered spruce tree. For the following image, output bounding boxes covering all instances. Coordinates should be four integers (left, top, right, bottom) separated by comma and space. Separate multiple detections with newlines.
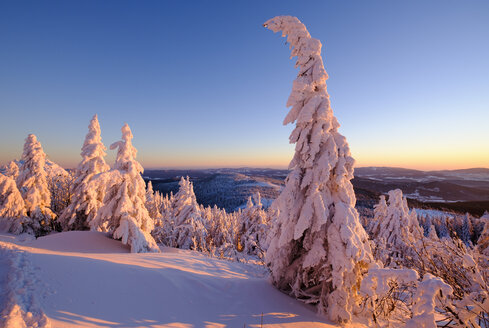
238, 193, 270, 259
476, 212, 489, 256
201, 204, 239, 259
48, 170, 74, 218
166, 176, 207, 252
151, 191, 174, 246
16, 134, 55, 236
435, 216, 450, 240
263, 16, 373, 323
455, 213, 473, 247
91, 123, 159, 253
370, 189, 422, 267
145, 181, 161, 220
0, 173, 28, 234
59, 114, 110, 230
0, 161, 20, 180
367, 194, 387, 238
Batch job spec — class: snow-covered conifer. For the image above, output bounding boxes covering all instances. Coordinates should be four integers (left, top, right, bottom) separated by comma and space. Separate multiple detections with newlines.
426, 223, 439, 241
367, 195, 387, 238
0, 173, 28, 234
202, 204, 238, 259
91, 123, 159, 253
0, 161, 20, 180
145, 181, 161, 220
152, 191, 174, 246
435, 216, 450, 239
263, 16, 373, 322
476, 212, 489, 256
238, 193, 270, 259
59, 115, 110, 230
16, 134, 55, 236
0, 174, 26, 219
168, 176, 207, 251
159, 191, 173, 220
456, 214, 473, 247
371, 189, 422, 266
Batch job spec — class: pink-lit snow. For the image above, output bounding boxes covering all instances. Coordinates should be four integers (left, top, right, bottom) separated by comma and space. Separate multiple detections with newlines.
0, 231, 364, 328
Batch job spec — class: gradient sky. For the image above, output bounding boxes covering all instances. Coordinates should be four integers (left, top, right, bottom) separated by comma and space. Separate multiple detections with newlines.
1, 0, 488, 170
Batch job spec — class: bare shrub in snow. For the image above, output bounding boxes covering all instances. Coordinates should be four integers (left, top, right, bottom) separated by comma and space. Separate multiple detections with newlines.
406, 234, 489, 326
404, 274, 453, 328
263, 16, 373, 323
360, 265, 419, 325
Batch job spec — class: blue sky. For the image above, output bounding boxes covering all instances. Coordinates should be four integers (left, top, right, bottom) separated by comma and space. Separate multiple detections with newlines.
1, 0, 488, 169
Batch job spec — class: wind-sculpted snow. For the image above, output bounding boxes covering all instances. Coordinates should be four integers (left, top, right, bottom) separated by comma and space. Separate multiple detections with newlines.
0, 231, 351, 328
263, 16, 373, 323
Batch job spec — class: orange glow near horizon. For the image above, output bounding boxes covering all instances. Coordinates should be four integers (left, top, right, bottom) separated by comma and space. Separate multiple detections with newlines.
3, 146, 487, 171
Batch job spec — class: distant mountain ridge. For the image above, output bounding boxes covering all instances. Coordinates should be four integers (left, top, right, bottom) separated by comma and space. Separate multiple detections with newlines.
142, 166, 489, 215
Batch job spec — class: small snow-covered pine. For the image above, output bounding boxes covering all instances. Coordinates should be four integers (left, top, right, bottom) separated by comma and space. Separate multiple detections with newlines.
202, 204, 239, 259
0, 161, 20, 180
456, 213, 473, 247
238, 193, 270, 259
16, 134, 56, 236
91, 123, 159, 253
0, 173, 28, 234
145, 181, 161, 220
370, 189, 422, 267
263, 16, 373, 323
367, 194, 387, 238
476, 212, 489, 256
59, 114, 110, 230
165, 176, 207, 252
151, 191, 174, 247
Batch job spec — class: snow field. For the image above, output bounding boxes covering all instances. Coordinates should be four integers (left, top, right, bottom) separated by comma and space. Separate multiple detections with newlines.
0, 231, 351, 328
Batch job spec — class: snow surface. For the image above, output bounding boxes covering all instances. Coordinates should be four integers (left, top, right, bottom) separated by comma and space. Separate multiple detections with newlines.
0, 231, 360, 328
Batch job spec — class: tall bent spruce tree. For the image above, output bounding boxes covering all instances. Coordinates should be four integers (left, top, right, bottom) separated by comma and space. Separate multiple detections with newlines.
264, 16, 373, 323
